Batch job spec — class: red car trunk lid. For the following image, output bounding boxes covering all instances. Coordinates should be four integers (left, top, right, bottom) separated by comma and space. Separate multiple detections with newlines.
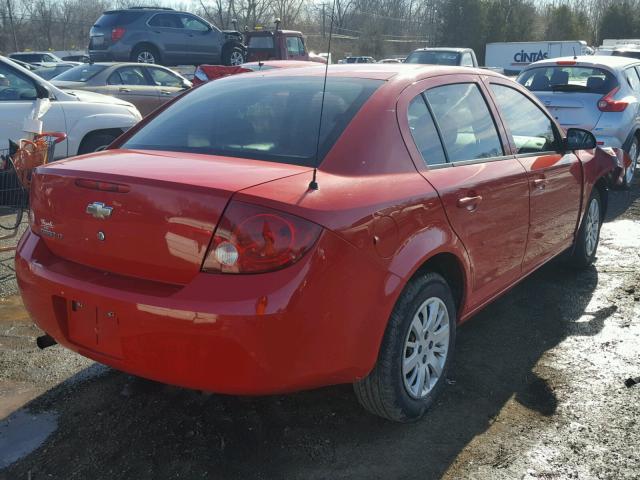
29, 149, 310, 284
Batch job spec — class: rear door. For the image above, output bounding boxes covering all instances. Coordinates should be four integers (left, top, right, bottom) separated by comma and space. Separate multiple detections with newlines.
147, 13, 189, 64
106, 65, 160, 116
398, 74, 530, 309
486, 78, 583, 270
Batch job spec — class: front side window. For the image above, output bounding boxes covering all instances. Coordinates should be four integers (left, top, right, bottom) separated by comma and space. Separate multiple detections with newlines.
108, 66, 149, 86
407, 96, 447, 166
180, 14, 209, 31
123, 76, 382, 167
0, 64, 37, 101
424, 83, 503, 162
461, 53, 474, 67
148, 67, 183, 87
287, 37, 304, 56
490, 84, 560, 154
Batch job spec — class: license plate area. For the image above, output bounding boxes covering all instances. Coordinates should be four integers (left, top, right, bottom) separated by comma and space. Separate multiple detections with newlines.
67, 299, 123, 359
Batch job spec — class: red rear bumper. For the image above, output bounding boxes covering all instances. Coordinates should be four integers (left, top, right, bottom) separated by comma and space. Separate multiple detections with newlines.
16, 229, 401, 394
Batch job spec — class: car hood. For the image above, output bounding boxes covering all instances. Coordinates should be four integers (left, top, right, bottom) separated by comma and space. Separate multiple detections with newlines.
62, 89, 135, 107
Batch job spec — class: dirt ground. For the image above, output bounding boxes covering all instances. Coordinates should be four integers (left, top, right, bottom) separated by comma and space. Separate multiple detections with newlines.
0, 182, 639, 480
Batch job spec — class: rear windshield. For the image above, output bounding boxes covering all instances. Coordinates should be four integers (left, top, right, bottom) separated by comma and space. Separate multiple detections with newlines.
517, 66, 618, 94
405, 51, 460, 65
612, 50, 640, 60
248, 36, 274, 49
94, 11, 144, 27
123, 76, 382, 166
54, 64, 107, 82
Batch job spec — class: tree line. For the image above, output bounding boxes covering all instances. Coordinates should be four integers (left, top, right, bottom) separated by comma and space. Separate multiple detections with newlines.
2, 0, 640, 61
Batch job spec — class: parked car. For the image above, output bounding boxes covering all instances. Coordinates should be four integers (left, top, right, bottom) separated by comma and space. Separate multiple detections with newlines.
7, 58, 37, 71
0, 56, 142, 158
378, 58, 403, 64
192, 60, 322, 86
88, 7, 246, 66
17, 64, 621, 423
61, 54, 90, 63
33, 62, 81, 80
8, 51, 64, 67
52, 62, 191, 116
611, 47, 640, 60
517, 55, 640, 186
244, 25, 325, 64
343, 56, 376, 63
405, 48, 478, 67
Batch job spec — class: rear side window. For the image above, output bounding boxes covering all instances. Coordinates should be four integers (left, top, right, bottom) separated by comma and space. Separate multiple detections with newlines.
248, 36, 274, 49
54, 64, 107, 82
517, 66, 618, 94
94, 11, 144, 27
424, 83, 503, 162
407, 96, 447, 166
490, 84, 560, 154
123, 76, 382, 166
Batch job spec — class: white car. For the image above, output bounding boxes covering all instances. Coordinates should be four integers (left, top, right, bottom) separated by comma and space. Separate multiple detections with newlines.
0, 56, 142, 159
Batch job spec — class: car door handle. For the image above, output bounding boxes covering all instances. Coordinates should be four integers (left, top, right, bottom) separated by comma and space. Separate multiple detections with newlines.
118, 87, 131, 93
457, 195, 483, 211
533, 178, 547, 190
160, 90, 172, 95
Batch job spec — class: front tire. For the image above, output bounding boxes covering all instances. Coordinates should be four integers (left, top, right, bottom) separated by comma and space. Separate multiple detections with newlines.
569, 189, 602, 268
78, 131, 121, 155
354, 272, 456, 422
222, 46, 245, 66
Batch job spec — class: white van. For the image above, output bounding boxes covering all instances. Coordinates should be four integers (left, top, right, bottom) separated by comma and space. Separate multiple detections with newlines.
485, 41, 591, 75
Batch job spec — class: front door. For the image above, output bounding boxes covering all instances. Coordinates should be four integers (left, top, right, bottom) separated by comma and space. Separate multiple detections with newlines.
106, 66, 160, 116
399, 75, 531, 309
485, 79, 583, 271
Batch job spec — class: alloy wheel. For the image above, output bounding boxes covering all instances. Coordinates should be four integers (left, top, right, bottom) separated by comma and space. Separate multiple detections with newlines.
137, 51, 156, 64
626, 141, 638, 185
229, 51, 244, 66
584, 197, 600, 257
402, 297, 450, 399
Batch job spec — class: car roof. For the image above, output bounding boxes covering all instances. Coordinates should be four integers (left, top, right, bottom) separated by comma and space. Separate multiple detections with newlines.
412, 47, 470, 53
243, 60, 320, 68
526, 55, 640, 70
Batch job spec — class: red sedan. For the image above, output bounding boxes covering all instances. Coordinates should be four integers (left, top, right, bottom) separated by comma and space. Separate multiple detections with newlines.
17, 64, 621, 422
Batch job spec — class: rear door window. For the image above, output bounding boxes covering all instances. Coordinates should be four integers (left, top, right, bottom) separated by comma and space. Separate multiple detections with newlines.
407, 96, 447, 166
148, 13, 182, 29
490, 84, 560, 154
424, 83, 503, 162
517, 66, 618, 94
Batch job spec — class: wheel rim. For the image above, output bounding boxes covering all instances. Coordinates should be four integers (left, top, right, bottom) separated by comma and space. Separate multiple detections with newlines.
229, 51, 244, 66
626, 141, 638, 184
584, 197, 600, 257
137, 51, 155, 63
402, 297, 450, 399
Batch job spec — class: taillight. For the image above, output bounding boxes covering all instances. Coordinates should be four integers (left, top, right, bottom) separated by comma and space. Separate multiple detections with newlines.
111, 27, 126, 42
202, 201, 322, 274
598, 86, 628, 112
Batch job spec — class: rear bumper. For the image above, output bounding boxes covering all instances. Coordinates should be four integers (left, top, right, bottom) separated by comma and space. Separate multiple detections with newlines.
16, 229, 401, 394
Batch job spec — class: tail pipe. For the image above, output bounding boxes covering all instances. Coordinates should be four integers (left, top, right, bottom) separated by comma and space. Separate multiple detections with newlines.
36, 334, 57, 349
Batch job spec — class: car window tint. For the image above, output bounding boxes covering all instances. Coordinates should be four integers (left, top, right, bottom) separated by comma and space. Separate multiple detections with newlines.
517, 66, 618, 94
180, 14, 209, 31
490, 84, 560, 154
114, 66, 149, 86
407, 95, 447, 166
148, 67, 182, 87
425, 83, 503, 162
624, 67, 640, 91
124, 76, 382, 167
149, 13, 182, 29
0, 64, 37, 101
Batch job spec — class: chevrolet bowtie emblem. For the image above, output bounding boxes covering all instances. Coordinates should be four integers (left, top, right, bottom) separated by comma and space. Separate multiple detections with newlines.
86, 202, 113, 220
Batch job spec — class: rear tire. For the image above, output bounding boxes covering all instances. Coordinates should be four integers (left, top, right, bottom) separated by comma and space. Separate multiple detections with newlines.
569, 189, 602, 268
78, 131, 121, 155
131, 45, 160, 65
622, 136, 639, 188
354, 272, 456, 422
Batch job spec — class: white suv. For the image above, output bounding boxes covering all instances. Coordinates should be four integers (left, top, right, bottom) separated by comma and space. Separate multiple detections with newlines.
0, 56, 142, 159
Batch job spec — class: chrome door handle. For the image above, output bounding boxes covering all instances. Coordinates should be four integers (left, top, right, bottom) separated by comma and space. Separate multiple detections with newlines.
119, 87, 131, 92
160, 90, 172, 95
533, 178, 547, 190
457, 195, 483, 211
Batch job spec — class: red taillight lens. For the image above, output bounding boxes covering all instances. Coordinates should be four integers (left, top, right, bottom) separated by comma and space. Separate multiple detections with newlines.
598, 86, 628, 112
202, 201, 322, 274
111, 27, 126, 42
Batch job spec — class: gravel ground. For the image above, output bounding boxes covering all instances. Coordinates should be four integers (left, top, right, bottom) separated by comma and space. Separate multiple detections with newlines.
0, 181, 638, 480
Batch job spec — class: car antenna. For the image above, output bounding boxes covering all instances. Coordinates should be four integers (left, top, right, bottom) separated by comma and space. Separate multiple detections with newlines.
309, 0, 336, 191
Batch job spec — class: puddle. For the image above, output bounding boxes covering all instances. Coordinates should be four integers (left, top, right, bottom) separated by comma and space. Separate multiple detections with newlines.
0, 410, 58, 469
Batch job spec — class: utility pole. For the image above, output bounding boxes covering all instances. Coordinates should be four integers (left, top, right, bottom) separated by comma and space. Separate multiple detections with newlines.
6, 0, 18, 52
322, 3, 326, 38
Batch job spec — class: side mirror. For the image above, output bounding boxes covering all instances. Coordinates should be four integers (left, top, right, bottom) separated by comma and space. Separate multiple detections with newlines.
35, 83, 52, 99
564, 128, 596, 151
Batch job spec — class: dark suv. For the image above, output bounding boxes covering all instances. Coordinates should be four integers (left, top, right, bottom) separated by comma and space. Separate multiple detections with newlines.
89, 7, 245, 66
